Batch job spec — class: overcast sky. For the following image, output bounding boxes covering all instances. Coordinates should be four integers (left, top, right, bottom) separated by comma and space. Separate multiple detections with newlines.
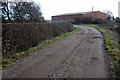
34, 0, 119, 20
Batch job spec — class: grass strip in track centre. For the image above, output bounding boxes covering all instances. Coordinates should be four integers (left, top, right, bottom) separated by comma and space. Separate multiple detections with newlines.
79, 24, 119, 79
2, 27, 80, 68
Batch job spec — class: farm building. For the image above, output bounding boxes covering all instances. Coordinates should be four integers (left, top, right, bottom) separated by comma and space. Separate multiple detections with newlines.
51, 11, 109, 22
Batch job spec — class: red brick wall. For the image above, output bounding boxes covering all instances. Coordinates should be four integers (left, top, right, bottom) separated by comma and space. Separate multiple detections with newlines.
90, 11, 107, 20
52, 11, 108, 20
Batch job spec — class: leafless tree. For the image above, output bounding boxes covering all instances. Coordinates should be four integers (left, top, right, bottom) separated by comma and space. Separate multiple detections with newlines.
1, 0, 44, 23
0, 0, 12, 22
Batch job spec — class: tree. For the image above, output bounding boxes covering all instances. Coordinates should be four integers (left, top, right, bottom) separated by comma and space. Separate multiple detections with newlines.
74, 16, 92, 24
0, 0, 44, 23
0, 0, 13, 22
92, 19, 104, 24
13, 1, 44, 22
82, 17, 92, 24
115, 17, 120, 23
74, 17, 81, 24
103, 10, 114, 21
103, 10, 113, 16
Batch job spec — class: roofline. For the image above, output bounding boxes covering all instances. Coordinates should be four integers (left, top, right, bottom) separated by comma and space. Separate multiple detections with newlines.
52, 11, 105, 17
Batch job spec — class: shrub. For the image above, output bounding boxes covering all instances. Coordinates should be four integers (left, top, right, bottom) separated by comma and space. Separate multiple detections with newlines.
74, 17, 106, 24
116, 17, 120, 23
2, 22, 73, 58
92, 19, 105, 24
74, 17, 92, 24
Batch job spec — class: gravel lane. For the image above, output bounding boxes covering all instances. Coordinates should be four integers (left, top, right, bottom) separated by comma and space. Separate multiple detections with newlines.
3, 25, 110, 78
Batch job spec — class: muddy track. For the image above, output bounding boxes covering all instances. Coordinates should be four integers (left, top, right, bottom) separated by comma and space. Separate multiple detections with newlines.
3, 25, 111, 78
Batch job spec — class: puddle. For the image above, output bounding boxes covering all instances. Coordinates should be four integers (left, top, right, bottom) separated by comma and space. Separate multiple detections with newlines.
91, 57, 99, 60
94, 35, 102, 38
89, 35, 102, 39
76, 32, 85, 35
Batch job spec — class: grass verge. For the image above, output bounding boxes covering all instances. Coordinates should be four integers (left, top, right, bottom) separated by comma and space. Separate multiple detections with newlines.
2, 27, 80, 68
80, 24, 120, 79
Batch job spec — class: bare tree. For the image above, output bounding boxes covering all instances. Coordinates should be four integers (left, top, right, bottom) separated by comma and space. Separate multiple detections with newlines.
1, 0, 44, 23
0, 0, 12, 22
12, 1, 44, 22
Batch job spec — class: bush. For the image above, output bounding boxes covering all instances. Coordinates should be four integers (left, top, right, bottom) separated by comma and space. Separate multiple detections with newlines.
2, 23, 73, 58
74, 17, 92, 24
116, 17, 120, 23
92, 19, 105, 24
73, 17, 106, 24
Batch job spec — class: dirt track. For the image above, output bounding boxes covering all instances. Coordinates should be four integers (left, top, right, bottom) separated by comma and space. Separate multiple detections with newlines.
3, 25, 110, 78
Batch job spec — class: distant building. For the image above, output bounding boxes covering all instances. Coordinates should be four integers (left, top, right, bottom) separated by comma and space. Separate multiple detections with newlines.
51, 11, 108, 22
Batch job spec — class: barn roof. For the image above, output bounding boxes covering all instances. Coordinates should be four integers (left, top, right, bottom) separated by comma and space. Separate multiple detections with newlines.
53, 11, 101, 16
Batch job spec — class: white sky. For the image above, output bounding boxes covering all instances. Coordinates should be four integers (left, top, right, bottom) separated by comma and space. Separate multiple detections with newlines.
34, 0, 119, 20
